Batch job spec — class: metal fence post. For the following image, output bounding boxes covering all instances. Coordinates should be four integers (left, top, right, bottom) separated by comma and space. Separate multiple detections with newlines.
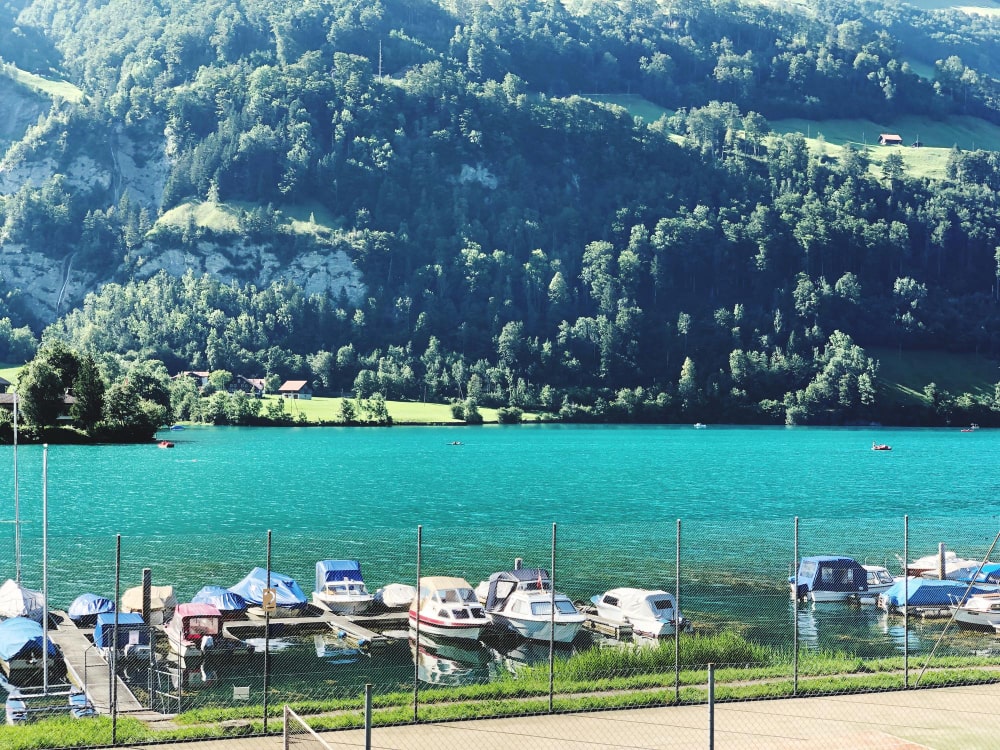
707, 662, 715, 750
365, 683, 372, 750
112, 534, 121, 745
904, 514, 909, 688
675, 519, 681, 703
793, 516, 798, 696
413, 525, 422, 722
548, 522, 556, 713
264, 530, 271, 732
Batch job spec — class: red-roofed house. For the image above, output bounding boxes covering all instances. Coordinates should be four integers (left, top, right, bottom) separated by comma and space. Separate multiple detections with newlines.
878, 133, 903, 146
278, 380, 313, 399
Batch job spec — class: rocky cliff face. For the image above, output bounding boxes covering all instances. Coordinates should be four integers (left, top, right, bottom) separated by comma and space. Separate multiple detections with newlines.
0, 91, 365, 324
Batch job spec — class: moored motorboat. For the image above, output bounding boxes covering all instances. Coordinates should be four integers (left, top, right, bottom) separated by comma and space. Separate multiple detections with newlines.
477, 568, 584, 643
0, 617, 65, 683
229, 567, 308, 617
120, 584, 176, 627
590, 588, 688, 638
191, 586, 249, 621
165, 603, 221, 660
157, 440, 174, 448
950, 592, 1000, 631
312, 560, 374, 615
409, 576, 489, 641
877, 577, 993, 616
860, 565, 897, 602
791, 556, 869, 602
871, 442, 891, 451
67, 593, 115, 628
375, 583, 418, 610
93, 612, 150, 661
0, 580, 45, 621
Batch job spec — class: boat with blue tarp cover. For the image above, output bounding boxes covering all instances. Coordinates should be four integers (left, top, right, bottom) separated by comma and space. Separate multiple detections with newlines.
93, 612, 149, 661
229, 567, 307, 616
0, 618, 64, 683
791, 555, 870, 602
877, 577, 995, 615
312, 560, 374, 615
191, 585, 248, 620
67, 593, 115, 627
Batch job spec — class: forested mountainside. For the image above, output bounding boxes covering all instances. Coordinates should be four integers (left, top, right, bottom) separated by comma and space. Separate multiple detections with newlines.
1, 0, 1000, 428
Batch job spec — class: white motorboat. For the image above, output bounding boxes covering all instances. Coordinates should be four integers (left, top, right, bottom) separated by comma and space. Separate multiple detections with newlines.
861, 565, 897, 601
477, 568, 584, 643
0, 580, 44, 621
950, 592, 1000, 632
590, 588, 688, 638
312, 560, 374, 615
409, 576, 489, 641
375, 583, 417, 609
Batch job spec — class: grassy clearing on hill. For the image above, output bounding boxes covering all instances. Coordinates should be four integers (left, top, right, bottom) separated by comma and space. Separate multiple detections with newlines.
585, 93, 673, 123
2, 64, 83, 103
0, 364, 21, 383
871, 347, 999, 405
154, 200, 340, 237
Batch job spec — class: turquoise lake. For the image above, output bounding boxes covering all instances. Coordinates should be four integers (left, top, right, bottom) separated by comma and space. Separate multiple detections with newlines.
4, 423, 1000, 701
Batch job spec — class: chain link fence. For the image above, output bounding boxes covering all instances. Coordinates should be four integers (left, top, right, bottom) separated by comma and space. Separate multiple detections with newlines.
4, 516, 1000, 748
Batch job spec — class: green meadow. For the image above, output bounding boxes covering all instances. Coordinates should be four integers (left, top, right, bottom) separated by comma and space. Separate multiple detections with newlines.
2, 64, 84, 103
272, 395, 533, 425
155, 200, 340, 237
870, 347, 999, 406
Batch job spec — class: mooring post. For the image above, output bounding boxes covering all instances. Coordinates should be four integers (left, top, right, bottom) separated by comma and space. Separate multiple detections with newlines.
141, 568, 151, 627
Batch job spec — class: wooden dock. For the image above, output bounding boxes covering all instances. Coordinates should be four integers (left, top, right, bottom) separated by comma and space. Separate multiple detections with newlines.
579, 610, 634, 640
223, 609, 408, 649
47, 611, 147, 714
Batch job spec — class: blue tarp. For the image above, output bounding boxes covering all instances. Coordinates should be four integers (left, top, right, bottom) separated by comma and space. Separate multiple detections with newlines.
0, 617, 58, 661
793, 555, 868, 597
192, 585, 248, 614
950, 563, 1000, 584
93, 612, 148, 649
229, 567, 307, 607
880, 577, 993, 608
67, 593, 115, 623
315, 560, 364, 592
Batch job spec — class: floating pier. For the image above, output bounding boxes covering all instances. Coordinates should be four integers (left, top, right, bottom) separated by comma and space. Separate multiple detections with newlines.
47, 610, 146, 714
223, 608, 408, 649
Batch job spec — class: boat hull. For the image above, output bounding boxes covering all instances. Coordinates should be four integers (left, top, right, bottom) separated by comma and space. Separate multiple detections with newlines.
408, 612, 485, 642
950, 607, 1000, 632
311, 592, 374, 616
491, 614, 582, 643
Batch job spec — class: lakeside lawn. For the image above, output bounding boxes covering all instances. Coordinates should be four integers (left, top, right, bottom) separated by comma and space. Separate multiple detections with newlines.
272, 395, 536, 425
0, 364, 20, 383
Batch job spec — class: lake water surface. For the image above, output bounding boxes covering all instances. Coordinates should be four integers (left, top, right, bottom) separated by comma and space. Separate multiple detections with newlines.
4, 424, 1000, 701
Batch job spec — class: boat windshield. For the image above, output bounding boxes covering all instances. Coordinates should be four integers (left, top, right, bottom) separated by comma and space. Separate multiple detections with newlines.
437, 588, 477, 604
867, 570, 894, 586
326, 583, 368, 596
186, 616, 220, 636
530, 600, 578, 616
650, 598, 674, 612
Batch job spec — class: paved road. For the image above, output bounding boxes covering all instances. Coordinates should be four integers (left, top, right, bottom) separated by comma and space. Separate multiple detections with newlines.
118, 682, 1000, 749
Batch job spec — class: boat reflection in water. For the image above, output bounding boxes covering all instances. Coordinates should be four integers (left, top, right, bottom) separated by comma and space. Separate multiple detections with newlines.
486, 635, 582, 676
409, 634, 494, 686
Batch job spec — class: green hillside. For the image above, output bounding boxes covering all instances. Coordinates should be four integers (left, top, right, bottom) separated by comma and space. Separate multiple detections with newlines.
872, 348, 999, 406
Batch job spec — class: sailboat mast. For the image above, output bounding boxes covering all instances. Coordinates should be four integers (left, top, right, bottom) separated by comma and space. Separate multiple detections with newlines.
43, 443, 49, 692
13, 392, 21, 583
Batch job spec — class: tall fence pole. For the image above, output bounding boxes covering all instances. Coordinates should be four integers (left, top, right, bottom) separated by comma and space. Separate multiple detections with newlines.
413, 525, 422, 721
264, 530, 271, 732
903, 514, 909, 688
112, 534, 121, 745
364, 683, 372, 750
793, 516, 798, 696
42, 445, 49, 693
548, 522, 556, 713
707, 663, 715, 750
675, 519, 681, 703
